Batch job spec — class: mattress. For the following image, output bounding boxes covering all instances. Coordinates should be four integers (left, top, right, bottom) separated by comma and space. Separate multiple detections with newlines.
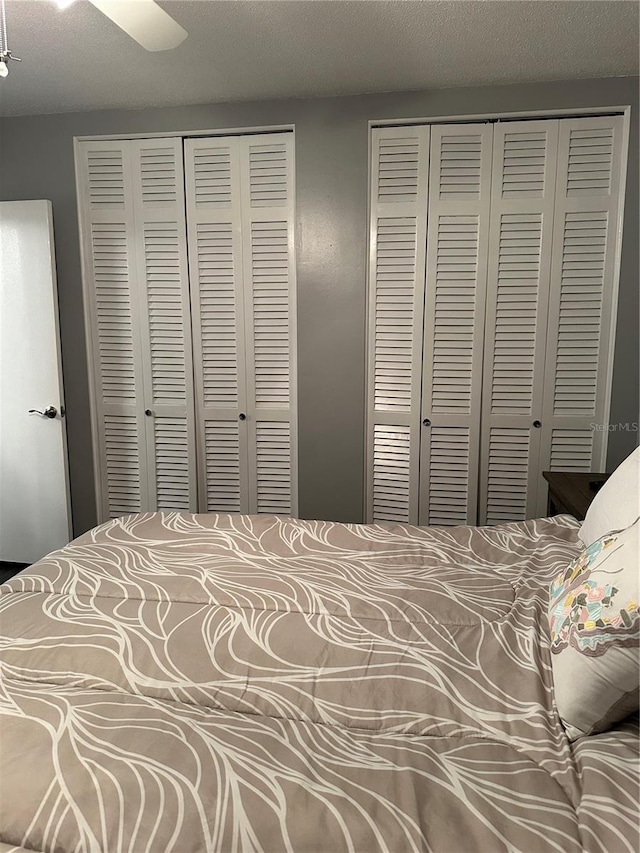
0, 512, 638, 852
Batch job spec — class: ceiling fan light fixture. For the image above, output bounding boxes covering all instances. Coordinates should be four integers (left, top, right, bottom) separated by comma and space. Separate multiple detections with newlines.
0, 49, 21, 78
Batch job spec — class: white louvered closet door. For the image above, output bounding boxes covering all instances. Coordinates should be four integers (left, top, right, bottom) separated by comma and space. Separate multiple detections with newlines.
79, 138, 196, 520
539, 115, 627, 495
365, 114, 627, 528
78, 140, 148, 519
239, 133, 297, 516
184, 137, 249, 513
130, 139, 197, 512
185, 132, 297, 516
478, 120, 560, 525
366, 126, 429, 524
419, 125, 493, 525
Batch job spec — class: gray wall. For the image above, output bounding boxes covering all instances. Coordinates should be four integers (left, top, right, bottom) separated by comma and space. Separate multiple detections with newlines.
1, 77, 638, 536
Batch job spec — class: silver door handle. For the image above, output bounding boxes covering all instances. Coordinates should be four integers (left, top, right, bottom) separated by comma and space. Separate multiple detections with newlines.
28, 406, 58, 419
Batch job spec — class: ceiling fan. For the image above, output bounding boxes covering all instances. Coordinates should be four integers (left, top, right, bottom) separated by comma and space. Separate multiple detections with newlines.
0, 0, 188, 75
57, 0, 188, 52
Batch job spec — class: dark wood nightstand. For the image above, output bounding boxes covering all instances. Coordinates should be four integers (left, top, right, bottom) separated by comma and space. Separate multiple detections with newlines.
542, 472, 611, 521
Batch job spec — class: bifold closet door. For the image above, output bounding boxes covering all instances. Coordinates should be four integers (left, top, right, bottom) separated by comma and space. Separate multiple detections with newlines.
238, 134, 297, 516
78, 140, 146, 519
479, 120, 560, 525
184, 138, 249, 512
365, 126, 429, 524
479, 115, 627, 523
539, 115, 627, 488
184, 132, 297, 515
129, 139, 197, 513
418, 124, 493, 525
78, 138, 197, 520
365, 114, 627, 527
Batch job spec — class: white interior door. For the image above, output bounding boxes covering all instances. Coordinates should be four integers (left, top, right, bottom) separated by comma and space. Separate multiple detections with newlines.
0, 200, 71, 563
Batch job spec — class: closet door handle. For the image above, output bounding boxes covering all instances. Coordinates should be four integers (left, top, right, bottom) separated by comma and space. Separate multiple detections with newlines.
238, 413, 247, 421
145, 409, 153, 417
533, 419, 542, 428
422, 418, 431, 427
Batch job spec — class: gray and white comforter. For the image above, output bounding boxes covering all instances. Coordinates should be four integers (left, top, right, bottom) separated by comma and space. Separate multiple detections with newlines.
0, 512, 638, 852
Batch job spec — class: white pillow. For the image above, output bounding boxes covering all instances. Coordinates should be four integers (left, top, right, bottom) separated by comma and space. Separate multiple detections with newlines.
580, 446, 640, 547
549, 519, 640, 740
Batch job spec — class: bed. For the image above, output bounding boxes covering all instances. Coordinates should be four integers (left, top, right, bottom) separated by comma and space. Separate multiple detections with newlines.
0, 511, 638, 852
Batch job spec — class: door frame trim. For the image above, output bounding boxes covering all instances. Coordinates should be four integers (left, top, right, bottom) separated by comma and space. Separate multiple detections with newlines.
74, 125, 295, 143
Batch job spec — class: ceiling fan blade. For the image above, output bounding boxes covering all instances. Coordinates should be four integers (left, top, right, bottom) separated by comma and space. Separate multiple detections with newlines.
88, 0, 188, 52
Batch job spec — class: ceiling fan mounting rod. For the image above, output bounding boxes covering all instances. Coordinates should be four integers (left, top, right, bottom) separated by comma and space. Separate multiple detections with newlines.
0, 0, 22, 78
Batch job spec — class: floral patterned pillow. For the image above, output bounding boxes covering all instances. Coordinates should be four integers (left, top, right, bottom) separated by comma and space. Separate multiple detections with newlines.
548, 518, 639, 741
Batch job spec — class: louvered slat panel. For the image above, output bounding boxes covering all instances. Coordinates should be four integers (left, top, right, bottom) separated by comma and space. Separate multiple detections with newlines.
431, 215, 479, 414
190, 133, 296, 516
479, 120, 559, 523
104, 414, 142, 517
491, 213, 542, 415
185, 137, 248, 515
132, 138, 196, 514
549, 429, 594, 471
251, 221, 290, 407
567, 127, 614, 196
239, 132, 297, 516
205, 421, 241, 512
374, 216, 417, 411
427, 427, 471, 525
256, 422, 291, 514
420, 124, 491, 526
439, 133, 482, 200
193, 146, 232, 207
91, 222, 136, 403
154, 418, 190, 510
144, 222, 186, 405
372, 425, 411, 523
501, 130, 547, 197
140, 146, 177, 205
196, 221, 239, 407
486, 428, 531, 525
539, 116, 626, 487
367, 127, 429, 525
377, 136, 420, 204
79, 141, 149, 523
553, 211, 607, 415
249, 141, 288, 207
87, 148, 125, 209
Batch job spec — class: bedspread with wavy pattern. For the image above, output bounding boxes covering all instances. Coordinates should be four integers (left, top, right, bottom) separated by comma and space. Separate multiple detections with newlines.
0, 512, 638, 853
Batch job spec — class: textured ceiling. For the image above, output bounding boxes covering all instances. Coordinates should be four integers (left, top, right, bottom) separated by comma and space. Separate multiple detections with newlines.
0, 0, 637, 117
